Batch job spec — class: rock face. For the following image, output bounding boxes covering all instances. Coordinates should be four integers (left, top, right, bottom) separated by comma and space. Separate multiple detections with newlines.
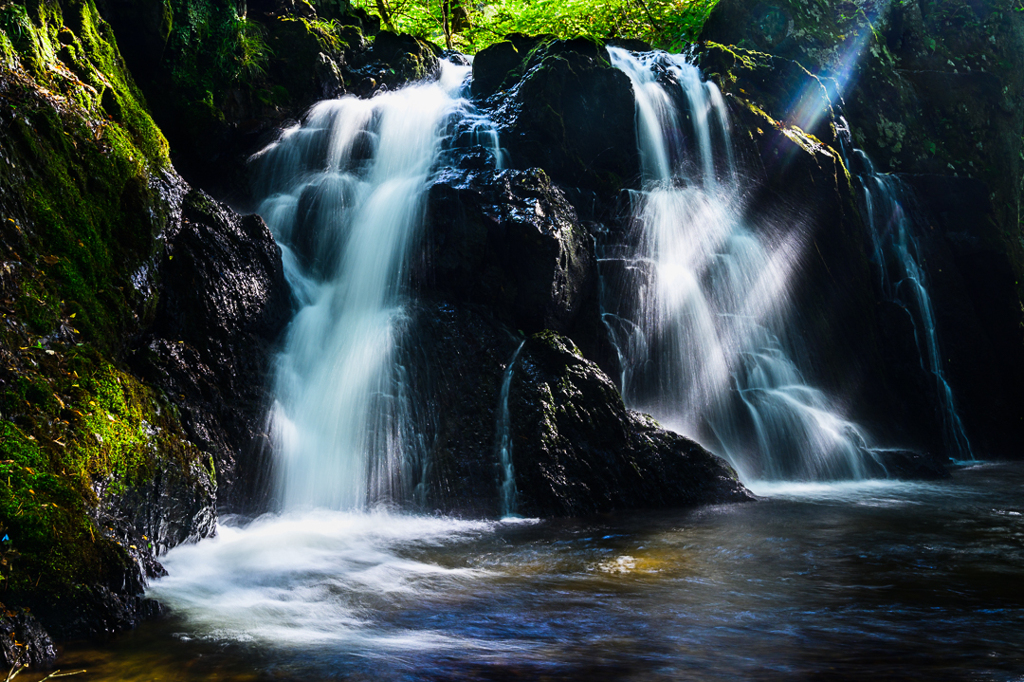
399, 308, 752, 518
134, 178, 292, 512
399, 301, 520, 517
506, 332, 754, 517
95, 0, 447, 204
475, 37, 640, 210
694, 32, 1024, 461
700, 0, 1024, 458
421, 167, 597, 339
0, 611, 56, 669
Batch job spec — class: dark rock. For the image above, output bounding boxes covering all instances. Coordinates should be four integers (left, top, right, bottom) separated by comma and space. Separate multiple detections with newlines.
315, 52, 347, 99
420, 167, 596, 337
479, 38, 640, 209
471, 34, 549, 100
0, 610, 56, 669
400, 301, 521, 517
367, 31, 441, 85
897, 173, 1024, 458
689, 43, 952, 464
507, 331, 754, 517
400, 306, 753, 518
871, 449, 950, 480
93, 455, 216, 561
133, 174, 292, 512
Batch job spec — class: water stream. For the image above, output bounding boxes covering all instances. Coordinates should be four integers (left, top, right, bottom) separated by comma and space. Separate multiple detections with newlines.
856, 153, 973, 461
495, 341, 525, 518
75, 50, 1016, 682
53, 461, 1024, 681
602, 48, 877, 481
254, 61, 499, 510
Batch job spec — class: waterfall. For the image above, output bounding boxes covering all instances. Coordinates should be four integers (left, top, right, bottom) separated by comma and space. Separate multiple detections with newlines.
254, 61, 501, 510
856, 154, 974, 461
494, 341, 525, 518
604, 48, 878, 481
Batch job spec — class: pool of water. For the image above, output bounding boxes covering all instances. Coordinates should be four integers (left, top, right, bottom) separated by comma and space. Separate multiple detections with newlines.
46, 461, 1024, 681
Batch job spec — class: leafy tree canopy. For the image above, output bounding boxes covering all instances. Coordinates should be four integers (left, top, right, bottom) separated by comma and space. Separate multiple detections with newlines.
352, 0, 718, 53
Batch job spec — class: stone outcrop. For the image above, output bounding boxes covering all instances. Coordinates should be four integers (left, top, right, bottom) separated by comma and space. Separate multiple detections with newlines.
133, 179, 292, 512
507, 332, 754, 516
421, 167, 597, 340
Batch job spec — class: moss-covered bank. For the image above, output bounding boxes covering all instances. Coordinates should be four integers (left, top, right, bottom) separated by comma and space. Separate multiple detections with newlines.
0, 0, 216, 665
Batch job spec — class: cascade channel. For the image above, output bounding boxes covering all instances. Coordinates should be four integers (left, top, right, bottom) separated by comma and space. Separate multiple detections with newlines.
602, 48, 879, 481
854, 152, 974, 462
255, 60, 500, 510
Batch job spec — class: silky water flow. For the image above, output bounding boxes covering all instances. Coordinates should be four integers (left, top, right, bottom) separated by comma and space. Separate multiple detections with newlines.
603, 48, 880, 481
855, 152, 973, 461
256, 61, 501, 510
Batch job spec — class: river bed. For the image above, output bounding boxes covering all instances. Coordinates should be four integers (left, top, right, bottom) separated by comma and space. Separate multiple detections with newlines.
45, 461, 1024, 681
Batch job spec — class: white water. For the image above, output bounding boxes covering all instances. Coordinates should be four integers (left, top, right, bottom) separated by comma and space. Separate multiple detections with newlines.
494, 341, 525, 518
857, 154, 973, 461
132, 52, 1004, 680
146, 511, 502, 649
604, 48, 877, 481
255, 61, 501, 510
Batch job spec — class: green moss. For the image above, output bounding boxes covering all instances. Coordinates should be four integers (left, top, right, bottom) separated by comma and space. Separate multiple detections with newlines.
0, 338, 205, 596
0, 0, 210, 610
164, 0, 272, 121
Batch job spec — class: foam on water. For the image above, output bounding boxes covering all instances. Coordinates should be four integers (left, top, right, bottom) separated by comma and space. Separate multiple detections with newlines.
147, 511, 500, 649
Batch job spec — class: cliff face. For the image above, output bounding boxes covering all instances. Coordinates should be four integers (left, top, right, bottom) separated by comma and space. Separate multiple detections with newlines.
699, 0, 1024, 457
0, 0, 286, 665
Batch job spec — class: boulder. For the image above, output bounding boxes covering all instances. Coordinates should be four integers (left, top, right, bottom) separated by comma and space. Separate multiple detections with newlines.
399, 306, 753, 517
0, 611, 56, 669
506, 332, 754, 517
133, 177, 292, 512
478, 38, 640, 208
421, 167, 597, 338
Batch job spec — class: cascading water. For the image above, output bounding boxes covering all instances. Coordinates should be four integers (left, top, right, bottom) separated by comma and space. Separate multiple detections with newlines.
603, 48, 878, 481
494, 341, 525, 518
856, 154, 973, 461
255, 61, 501, 510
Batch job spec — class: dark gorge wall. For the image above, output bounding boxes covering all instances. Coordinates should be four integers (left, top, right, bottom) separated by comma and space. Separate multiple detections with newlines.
0, 0, 290, 665
699, 0, 1024, 458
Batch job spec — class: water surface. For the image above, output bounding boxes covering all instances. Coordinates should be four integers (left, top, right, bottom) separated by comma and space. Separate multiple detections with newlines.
49, 462, 1024, 681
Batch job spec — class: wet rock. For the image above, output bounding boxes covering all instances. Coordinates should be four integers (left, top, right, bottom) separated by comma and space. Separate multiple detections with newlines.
0, 610, 56, 669
507, 332, 754, 517
871, 449, 950, 480
401, 306, 753, 518
401, 301, 521, 517
691, 43, 952, 466
366, 31, 441, 84
897, 174, 1024, 458
478, 38, 640, 207
421, 167, 597, 337
134, 176, 291, 512
93, 454, 216, 561
471, 34, 548, 99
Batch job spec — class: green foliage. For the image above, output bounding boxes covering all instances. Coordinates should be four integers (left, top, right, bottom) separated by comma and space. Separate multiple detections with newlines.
0, 336, 204, 596
356, 0, 718, 53
166, 0, 271, 105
